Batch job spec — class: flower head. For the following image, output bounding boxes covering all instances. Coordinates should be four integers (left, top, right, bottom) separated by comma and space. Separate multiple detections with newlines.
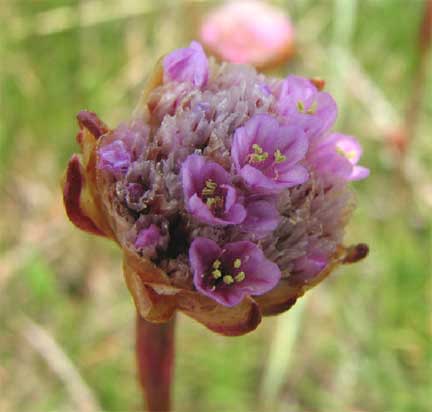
63, 42, 369, 336
200, 0, 294, 68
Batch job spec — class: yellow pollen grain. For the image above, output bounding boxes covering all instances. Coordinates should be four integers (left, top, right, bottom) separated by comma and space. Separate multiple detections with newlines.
235, 271, 246, 282
212, 269, 222, 279
233, 258, 241, 268
223, 275, 234, 285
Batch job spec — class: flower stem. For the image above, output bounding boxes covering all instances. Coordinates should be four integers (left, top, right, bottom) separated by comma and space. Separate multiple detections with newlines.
136, 313, 176, 412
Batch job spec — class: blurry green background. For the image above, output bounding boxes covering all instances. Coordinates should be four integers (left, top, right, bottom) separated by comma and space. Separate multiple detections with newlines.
0, 1, 431, 411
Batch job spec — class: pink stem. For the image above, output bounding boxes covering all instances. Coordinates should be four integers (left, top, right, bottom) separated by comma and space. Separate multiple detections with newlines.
136, 313, 176, 412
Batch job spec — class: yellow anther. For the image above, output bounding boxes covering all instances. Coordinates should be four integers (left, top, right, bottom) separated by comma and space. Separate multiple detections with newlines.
306, 101, 317, 115
252, 153, 268, 162
336, 147, 356, 161
223, 275, 234, 285
235, 271, 246, 282
252, 144, 264, 154
212, 269, 222, 279
297, 100, 305, 112
206, 196, 223, 208
249, 144, 269, 163
206, 179, 217, 189
202, 187, 214, 196
233, 258, 241, 269
347, 151, 356, 160
212, 259, 221, 269
274, 149, 286, 163
202, 179, 217, 196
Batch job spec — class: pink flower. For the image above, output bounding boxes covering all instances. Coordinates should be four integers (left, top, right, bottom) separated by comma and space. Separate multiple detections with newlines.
276, 75, 338, 142
292, 248, 328, 282
163, 41, 209, 88
241, 199, 280, 239
98, 120, 149, 178
135, 224, 161, 247
98, 140, 131, 177
181, 154, 247, 225
309, 133, 370, 181
232, 114, 309, 193
200, 0, 294, 68
190, 237, 281, 307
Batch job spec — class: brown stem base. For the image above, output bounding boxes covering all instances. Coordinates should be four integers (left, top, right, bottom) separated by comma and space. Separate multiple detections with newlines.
136, 313, 176, 412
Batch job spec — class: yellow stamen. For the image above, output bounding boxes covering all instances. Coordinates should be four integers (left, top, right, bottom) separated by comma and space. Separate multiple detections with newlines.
212, 269, 222, 279
206, 196, 223, 208
252, 144, 263, 154
336, 147, 356, 160
233, 258, 241, 269
212, 259, 221, 269
306, 100, 317, 115
223, 275, 234, 285
206, 179, 217, 189
297, 100, 305, 112
249, 144, 269, 163
202, 179, 217, 196
274, 149, 286, 163
235, 271, 246, 282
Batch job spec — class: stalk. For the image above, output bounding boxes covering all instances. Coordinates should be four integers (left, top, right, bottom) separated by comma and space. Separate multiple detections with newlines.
136, 313, 176, 412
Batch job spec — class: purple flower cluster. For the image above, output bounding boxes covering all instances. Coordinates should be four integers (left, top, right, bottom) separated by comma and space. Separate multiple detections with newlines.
97, 42, 368, 307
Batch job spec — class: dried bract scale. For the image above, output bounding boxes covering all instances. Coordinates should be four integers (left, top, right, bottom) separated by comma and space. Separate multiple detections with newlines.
62, 41, 369, 336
